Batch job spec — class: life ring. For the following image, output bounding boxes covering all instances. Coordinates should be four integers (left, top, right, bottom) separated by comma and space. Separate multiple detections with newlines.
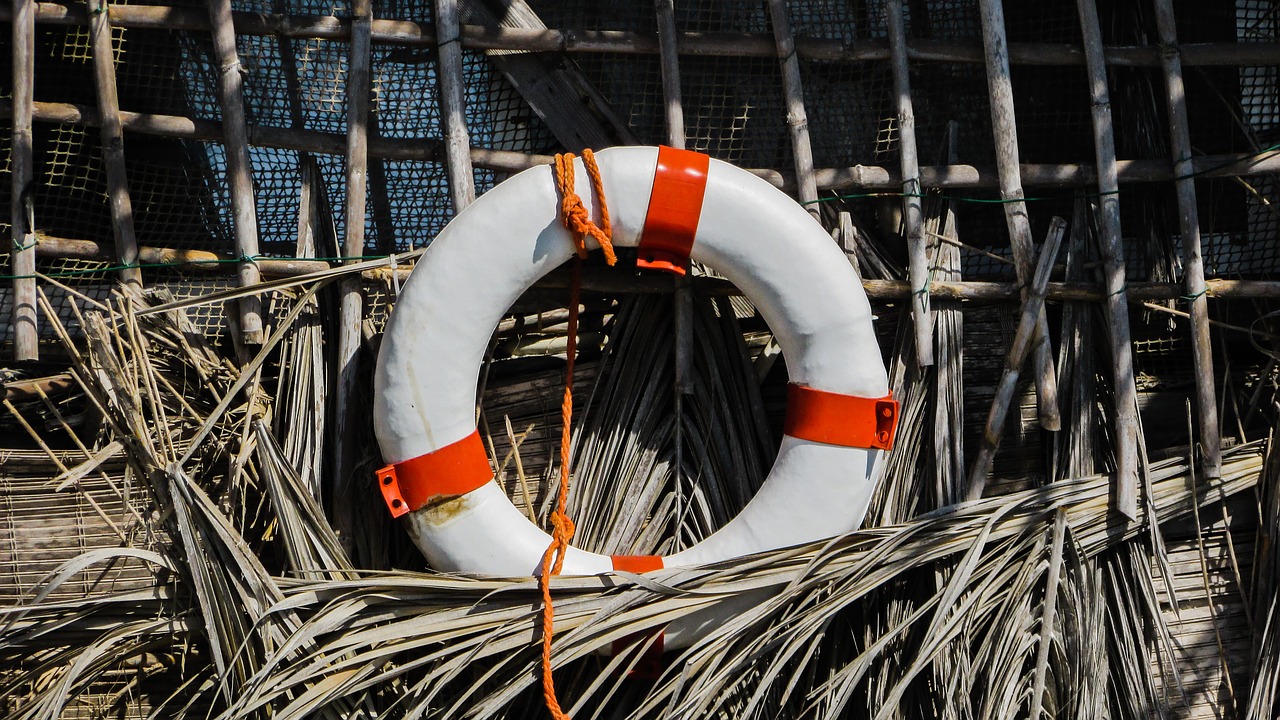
373, 145, 896, 587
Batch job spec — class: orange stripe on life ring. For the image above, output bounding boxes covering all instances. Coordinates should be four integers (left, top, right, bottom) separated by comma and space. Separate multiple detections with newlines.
784, 384, 899, 450
611, 554, 664, 572
636, 146, 710, 275
377, 429, 493, 518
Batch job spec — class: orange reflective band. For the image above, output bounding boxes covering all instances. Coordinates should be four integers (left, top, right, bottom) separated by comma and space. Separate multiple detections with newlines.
637, 146, 710, 275
611, 554, 664, 573
377, 429, 493, 518
784, 384, 899, 450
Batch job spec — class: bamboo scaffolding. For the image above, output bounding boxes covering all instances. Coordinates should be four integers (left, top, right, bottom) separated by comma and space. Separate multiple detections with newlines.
208, 0, 264, 345
10, 0, 36, 361
9, 3, 1280, 68
333, 0, 373, 552
1153, 0, 1222, 480
767, 0, 819, 217
967, 217, 1066, 499
1076, 0, 1140, 518
86, 0, 140, 286
886, 0, 932, 367
435, 0, 476, 213
8, 98, 1280, 193
978, 0, 1060, 432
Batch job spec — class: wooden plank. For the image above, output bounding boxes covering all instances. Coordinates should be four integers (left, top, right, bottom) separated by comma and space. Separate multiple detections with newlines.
459, 0, 636, 151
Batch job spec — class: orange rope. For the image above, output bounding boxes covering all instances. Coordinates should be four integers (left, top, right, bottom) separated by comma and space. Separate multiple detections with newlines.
553, 150, 616, 265
540, 152, 614, 720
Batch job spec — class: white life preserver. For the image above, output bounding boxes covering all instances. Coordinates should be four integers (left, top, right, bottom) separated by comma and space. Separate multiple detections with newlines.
373, 146, 896, 641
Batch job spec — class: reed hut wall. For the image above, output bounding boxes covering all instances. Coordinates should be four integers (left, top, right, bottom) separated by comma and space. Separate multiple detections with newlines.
1, 1, 1279, 719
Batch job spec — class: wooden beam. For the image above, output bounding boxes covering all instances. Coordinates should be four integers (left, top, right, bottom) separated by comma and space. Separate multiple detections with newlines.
207, 0, 264, 344
435, 0, 475, 213
1154, 0, 1221, 479
86, 0, 140, 286
978, 0, 1061, 432
459, 0, 636, 151
10, 0, 37, 361
886, 0, 932, 367
1077, 0, 1140, 517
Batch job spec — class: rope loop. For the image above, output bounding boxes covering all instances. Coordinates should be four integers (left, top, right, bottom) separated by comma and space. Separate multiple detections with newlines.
553, 150, 616, 266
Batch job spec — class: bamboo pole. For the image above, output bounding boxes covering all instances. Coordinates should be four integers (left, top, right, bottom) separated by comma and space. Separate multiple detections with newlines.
10, 0, 36, 360
766, 0, 819, 218
1153, 0, 1221, 480
1076, 0, 1140, 518
435, 0, 475, 213
655, 0, 684, 150
207, 0, 263, 345
9, 98, 1280, 192
886, 0, 932, 367
333, 0, 373, 553
967, 217, 1067, 499
85, 0, 140, 286
977, 0, 1060, 432
29, 232, 1280, 303
11, 3, 1280, 68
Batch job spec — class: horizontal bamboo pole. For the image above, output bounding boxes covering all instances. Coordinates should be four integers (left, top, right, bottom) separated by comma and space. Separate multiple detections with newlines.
7, 3, 1280, 68
33, 235, 331, 276
6, 99, 1280, 192
29, 234, 1280, 302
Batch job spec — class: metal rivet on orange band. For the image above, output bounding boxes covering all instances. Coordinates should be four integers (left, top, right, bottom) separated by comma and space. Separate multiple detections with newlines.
377, 429, 493, 518
636, 146, 710, 275
783, 384, 899, 450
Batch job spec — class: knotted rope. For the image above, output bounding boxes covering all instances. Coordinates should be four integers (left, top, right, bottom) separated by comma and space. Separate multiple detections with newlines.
540, 150, 616, 720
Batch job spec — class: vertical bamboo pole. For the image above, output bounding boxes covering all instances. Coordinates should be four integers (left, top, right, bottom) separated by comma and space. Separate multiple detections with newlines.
86, 0, 140, 286
766, 0, 819, 219
1153, 0, 1221, 479
656, 0, 692, 543
967, 217, 1067, 498
333, 0, 373, 551
655, 0, 684, 151
207, 0, 263, 344
977, 0, 1061, 431
10, 0, 37, 361
1076, 0, 1140, 517
655, 0, 693, 393
435, 0, 475, 214
886, 0, 932, 367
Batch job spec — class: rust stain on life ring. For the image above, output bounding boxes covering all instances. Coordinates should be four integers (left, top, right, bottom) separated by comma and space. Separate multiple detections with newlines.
418, 495, 470, 525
